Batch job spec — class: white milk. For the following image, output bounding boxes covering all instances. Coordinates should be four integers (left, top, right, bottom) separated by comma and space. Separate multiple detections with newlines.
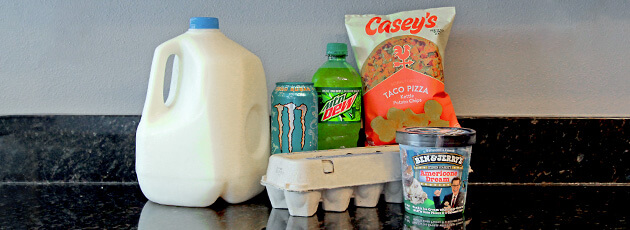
136, 17, 270, 207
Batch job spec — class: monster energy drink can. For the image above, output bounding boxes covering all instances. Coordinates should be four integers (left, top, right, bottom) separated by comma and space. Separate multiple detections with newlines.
271, 82, 318, 154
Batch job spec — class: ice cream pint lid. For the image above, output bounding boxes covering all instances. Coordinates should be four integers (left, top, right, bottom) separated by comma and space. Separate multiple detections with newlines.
396, 127, 476, 147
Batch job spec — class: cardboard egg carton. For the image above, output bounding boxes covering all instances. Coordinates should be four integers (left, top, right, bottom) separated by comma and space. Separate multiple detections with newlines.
260, 145, 403, 217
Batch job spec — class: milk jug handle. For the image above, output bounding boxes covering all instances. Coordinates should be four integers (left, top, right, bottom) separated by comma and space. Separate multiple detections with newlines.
143, 39, 182, 121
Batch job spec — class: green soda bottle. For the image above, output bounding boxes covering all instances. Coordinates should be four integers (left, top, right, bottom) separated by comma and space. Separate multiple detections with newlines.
312, 43, 362, 150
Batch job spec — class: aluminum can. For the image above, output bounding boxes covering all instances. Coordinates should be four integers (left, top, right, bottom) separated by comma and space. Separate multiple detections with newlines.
271, 82, 318, 154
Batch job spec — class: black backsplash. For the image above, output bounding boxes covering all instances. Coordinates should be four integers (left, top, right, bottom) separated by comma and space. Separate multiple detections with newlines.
0, 116, 628, 183
0, 116, 138, 182
458, 118, 629, 183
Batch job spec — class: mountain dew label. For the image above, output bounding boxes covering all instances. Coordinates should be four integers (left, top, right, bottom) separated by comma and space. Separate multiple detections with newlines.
316, 87, 362, 123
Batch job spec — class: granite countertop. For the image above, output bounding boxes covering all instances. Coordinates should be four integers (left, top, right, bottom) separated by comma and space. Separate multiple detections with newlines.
0, 183, 627, 229
1, 116, 629, 229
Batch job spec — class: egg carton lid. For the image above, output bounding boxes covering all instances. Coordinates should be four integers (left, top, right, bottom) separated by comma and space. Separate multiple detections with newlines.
261, 145, 402, 192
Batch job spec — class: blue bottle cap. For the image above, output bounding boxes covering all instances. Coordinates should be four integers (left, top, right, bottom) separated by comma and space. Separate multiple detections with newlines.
189, 17, 219, 29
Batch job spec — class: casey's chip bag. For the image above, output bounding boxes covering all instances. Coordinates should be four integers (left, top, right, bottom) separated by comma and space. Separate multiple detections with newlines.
345, 7, 460, 146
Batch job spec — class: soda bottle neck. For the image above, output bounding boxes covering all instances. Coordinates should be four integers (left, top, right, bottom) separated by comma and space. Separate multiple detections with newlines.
327, 55, 347, 61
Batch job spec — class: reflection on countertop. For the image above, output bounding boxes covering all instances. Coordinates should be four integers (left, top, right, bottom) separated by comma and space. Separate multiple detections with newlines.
138, 201, 268, 230
0, 183, 627, 229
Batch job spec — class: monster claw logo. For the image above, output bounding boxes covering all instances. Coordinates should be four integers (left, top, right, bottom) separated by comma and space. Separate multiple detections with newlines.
274, 102, 308, 153
320, 93, 358, 121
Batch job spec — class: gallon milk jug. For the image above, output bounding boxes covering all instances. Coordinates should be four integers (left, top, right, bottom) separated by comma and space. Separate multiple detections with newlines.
136, 17, 270, 207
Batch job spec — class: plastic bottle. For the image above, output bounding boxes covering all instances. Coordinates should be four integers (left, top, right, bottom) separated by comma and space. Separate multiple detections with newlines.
312, 43, 363, 150
135, 17, 270, 207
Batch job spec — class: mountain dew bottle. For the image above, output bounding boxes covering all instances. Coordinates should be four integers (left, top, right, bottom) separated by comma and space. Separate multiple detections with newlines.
312, 43, 362, 150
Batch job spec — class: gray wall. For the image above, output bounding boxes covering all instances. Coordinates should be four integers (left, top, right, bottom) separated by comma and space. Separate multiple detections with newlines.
1, 0, 629, 117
